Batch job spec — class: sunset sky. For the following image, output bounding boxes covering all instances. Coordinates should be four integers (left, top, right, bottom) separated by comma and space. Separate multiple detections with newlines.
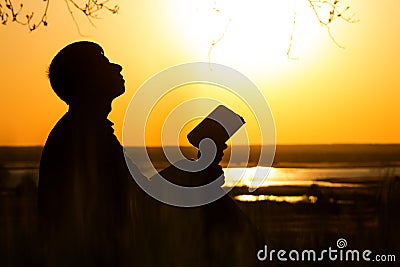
0, 0, 399, 146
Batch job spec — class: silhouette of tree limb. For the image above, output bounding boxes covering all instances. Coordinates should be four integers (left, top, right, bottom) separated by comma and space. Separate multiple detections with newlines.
285, 0, 358, 58
208, 18, 231, 64
201, 0, 358, 60
306, 0, 358, 47
287, 0, 299, 59
0, 0, 118, 31
1, 0, 356, 59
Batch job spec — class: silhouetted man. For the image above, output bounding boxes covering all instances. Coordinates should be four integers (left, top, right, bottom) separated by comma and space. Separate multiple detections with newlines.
38, 41, 149, 266
39, 41, 263, 267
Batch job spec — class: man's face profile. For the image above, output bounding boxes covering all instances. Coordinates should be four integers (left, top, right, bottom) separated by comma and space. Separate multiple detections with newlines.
90, 53, 125, 100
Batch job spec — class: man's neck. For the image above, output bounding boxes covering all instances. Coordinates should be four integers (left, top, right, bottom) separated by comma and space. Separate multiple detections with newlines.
68, 101, 112, 121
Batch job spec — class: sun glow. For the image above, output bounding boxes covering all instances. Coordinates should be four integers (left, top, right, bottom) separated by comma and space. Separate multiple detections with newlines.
174, 0, 325, 76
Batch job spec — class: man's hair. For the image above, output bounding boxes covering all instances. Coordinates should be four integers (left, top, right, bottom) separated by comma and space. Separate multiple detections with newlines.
48, 41, 104, 104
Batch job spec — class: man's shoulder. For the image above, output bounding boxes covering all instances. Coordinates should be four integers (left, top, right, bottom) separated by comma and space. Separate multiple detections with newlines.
46, 113, 110, 142
45, 114, 76, 143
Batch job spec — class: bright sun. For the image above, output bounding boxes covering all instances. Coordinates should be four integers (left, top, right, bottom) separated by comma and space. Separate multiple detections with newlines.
174, 0, 325, 76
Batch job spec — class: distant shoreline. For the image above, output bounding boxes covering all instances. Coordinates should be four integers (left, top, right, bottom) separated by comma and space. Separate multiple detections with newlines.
1, 144, 400, 169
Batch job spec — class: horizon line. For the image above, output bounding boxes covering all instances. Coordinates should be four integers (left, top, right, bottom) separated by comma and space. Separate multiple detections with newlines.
1, 143, 400, 148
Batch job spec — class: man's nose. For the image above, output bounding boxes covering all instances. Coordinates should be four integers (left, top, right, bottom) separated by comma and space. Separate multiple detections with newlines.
112, 63, 122, 72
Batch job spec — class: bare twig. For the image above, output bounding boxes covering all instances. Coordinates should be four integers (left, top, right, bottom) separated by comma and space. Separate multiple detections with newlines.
0, 0, 118, 32
307, 0, 358, 48
64, 0, 86, 36
287, 0, 299, 59
208, 17, 231, 64
205, 0, 357, 61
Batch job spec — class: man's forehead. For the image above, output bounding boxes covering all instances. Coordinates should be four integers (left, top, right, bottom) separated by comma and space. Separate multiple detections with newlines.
87, 52, 109, 64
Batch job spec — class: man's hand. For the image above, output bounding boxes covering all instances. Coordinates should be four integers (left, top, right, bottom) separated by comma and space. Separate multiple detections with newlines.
158, 142, 228, 187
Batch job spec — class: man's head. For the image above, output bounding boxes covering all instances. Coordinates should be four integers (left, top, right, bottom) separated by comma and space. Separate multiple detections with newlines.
48, 41, 125, 105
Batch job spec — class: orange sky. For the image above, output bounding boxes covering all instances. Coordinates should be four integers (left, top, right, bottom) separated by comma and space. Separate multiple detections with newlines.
0, 0, 399, 146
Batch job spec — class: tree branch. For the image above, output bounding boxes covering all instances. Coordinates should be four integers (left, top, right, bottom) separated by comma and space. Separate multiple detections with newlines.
0, 0, 118, 31
287, 0, 299, 59
307, 0, 358, 48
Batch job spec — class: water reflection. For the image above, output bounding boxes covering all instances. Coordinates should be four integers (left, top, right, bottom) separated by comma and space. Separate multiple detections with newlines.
234, 194, 318, 204
223, 166, 399, 188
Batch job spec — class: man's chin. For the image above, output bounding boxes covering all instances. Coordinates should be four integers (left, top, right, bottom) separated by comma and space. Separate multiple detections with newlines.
113, 87, 125, 98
